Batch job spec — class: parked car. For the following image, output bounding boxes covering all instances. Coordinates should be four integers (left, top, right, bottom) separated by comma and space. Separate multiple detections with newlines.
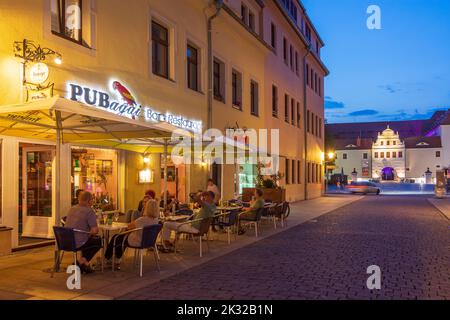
346, 181, 381, 195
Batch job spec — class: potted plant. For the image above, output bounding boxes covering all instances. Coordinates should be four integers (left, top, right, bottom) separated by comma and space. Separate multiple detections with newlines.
242, 162, 286, 202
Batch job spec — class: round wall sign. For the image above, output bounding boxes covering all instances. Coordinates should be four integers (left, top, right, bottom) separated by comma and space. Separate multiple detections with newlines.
28, 62, 49, 85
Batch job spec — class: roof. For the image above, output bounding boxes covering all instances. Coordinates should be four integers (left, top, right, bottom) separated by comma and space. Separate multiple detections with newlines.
334, 138, 373, 150
326, 109, 450, 140
404, 136, 442, 149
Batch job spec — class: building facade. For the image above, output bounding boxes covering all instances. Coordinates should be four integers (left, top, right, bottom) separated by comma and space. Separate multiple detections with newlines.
326, 110, 450, 183
0, 0, 327, 249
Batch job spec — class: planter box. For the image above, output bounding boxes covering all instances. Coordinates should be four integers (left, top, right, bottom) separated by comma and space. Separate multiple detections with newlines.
0, 226, 13, 256
242, 188, 286, 203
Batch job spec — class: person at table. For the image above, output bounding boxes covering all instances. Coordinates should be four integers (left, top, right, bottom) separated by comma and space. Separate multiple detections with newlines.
137, 189, 156, 212
237, 188, 265, 235
65, 191, 102, 274
161, 191, 216, 249
71, 189, 84, 206
207, 179, 221, 204
104, 199, 160, 266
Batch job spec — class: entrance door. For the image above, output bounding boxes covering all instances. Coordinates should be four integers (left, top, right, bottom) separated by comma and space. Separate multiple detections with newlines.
21, 147, 55, 238
381, 167, 395, 181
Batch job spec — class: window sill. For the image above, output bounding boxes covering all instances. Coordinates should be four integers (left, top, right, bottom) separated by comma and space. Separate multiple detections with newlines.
214, 96, 226, 104
232, 104, 243, 111
51, 31, 92, 49
251, 112, 259, 118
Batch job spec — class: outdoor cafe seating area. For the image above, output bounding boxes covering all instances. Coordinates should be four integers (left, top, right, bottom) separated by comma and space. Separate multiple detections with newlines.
52, 194, 291, 278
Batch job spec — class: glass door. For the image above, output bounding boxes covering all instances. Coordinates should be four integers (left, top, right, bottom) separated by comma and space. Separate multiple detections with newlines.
21, 147, 55, 238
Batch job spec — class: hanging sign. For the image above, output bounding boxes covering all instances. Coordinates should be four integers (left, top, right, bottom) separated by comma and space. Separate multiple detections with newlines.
28, 62, 49, 85
26, 83, 54, 102
67, 81, 202, 133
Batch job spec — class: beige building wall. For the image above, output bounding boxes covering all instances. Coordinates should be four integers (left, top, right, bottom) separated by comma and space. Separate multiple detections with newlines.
406, 148, 443, 181
0, 0, 328, 216
335, 149, 371, 180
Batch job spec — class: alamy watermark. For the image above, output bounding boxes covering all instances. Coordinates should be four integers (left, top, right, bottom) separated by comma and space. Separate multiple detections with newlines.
367, 5, 382, 30
366, 265, 381, 290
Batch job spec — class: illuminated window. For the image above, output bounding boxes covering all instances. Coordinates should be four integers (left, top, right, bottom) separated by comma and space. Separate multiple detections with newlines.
152, 21, 169, 79
250, 80, 259, 116
71, 148, 118, 211
51, 0, 82, 44
285, 94, 289, 123
271, 23, 277, 49
386, 152, 390, 158
248, 11, 255, 31
232, 70, 242, 109
213, 58, 225, 102
291, 98, 295, 125
272, 85, 278, 117
187, 44, 199, 92
380, 152, 385, 158
392, 152, 397, 158
286, 158, 290, 185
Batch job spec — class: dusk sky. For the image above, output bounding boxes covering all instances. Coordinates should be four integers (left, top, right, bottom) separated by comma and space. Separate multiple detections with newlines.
302, 0, 450, 123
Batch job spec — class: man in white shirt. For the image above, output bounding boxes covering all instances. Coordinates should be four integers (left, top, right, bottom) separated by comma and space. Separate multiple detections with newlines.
206, 179, 221, 204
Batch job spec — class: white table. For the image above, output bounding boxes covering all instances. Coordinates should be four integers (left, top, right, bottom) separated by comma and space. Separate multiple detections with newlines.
216, 206, 243, 212
98, 222, 129, 247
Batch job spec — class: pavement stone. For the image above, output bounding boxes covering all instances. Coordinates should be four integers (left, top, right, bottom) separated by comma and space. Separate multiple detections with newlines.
118, 195, 450, 300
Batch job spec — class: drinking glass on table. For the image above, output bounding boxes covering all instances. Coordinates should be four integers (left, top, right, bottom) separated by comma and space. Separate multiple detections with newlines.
101, 212, 107, 225
113, 212, 120, 223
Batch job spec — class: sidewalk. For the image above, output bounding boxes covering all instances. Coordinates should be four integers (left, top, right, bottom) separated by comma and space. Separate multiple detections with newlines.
428, 196, 450, 220
0, 194, 363, 300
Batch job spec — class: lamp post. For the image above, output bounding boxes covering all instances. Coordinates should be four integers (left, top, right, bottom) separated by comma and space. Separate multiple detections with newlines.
324, 151, 335, 194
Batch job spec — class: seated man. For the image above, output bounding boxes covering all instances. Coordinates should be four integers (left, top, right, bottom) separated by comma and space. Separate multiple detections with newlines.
105, 199, 160, 267
238, 188, 265, 234
162, 191, 216, 249
65, 191, 102, 274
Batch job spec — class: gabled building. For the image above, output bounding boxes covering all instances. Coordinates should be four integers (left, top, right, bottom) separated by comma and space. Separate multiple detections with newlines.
326, 109, 450, 183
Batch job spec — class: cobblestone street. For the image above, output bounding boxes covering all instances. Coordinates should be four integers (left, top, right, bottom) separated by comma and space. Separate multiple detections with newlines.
120, 195, 450, 300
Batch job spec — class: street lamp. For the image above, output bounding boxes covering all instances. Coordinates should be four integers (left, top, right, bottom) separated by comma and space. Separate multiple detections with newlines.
324, 151, 335, 193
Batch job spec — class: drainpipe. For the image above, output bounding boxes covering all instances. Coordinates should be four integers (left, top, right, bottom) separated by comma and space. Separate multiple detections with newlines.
207, 0, 223, 130
302, 46, 311, 200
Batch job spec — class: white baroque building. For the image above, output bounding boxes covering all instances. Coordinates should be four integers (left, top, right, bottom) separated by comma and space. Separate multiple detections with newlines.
326, 109, 450, 183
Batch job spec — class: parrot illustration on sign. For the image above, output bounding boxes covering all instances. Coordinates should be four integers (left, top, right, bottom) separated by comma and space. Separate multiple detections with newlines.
112, 81, 137, 106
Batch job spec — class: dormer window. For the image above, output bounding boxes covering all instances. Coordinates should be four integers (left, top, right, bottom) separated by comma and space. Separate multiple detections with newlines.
416, 142, 429, 146
345, 144, 357, 148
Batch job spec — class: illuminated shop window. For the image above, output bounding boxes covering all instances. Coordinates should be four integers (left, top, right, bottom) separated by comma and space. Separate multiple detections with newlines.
71, 147, 118, 211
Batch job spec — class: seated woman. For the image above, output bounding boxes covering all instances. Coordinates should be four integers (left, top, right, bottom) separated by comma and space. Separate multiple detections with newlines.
105, 199, 159, 267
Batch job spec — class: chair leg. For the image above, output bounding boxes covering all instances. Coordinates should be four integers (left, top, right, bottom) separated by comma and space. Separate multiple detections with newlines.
154, 245, 160, 260
255, 222, 258, 237
154, 246, 160, 272
199, 236, 202, 258
139, 249, 143, 277
273, 216, 277, 229
227, 227, 231, 244
101, 245, 104, 272
51, 250, 60, 278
